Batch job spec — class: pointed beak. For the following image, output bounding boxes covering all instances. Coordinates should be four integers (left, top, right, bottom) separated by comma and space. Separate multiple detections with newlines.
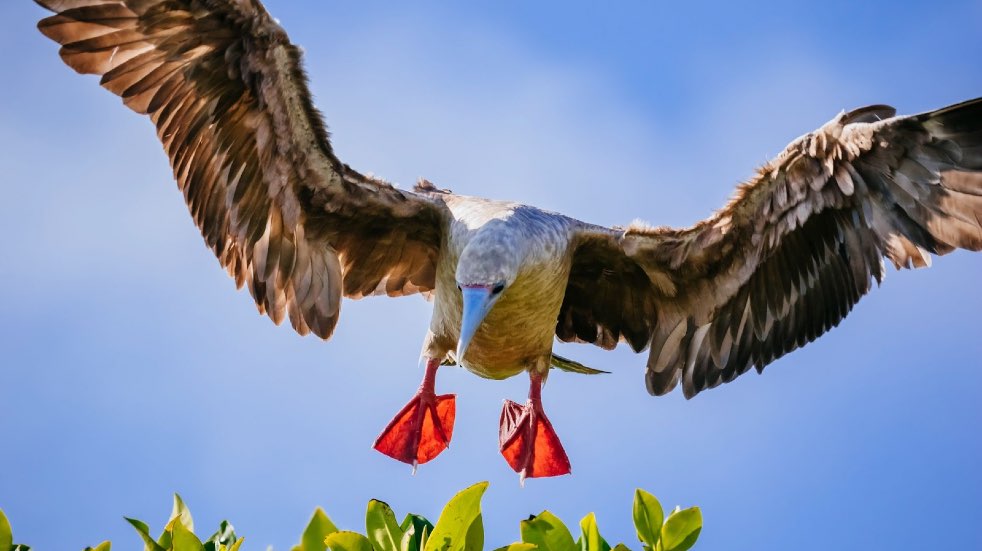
456, 285, 495, 363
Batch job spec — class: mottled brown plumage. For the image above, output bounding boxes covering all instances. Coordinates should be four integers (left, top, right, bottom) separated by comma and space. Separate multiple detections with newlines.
607, 101, 982, 398
35, 0, 982, 476
37, 0, 447, 341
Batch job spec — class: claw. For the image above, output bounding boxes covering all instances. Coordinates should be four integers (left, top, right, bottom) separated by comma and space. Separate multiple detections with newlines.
373, 359, 455, 466
498, 374, 571, 479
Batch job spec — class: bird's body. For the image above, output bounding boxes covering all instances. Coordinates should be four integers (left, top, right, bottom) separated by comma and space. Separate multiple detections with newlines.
427, 197, 575, 379
33, 0, 982, 479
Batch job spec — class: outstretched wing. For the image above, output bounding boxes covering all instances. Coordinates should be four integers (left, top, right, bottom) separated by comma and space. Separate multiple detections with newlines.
36, 0, 449, 339
560, 98, 982, 398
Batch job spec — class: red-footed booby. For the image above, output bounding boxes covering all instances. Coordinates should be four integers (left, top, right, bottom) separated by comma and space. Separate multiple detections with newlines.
35, 0, 982, 480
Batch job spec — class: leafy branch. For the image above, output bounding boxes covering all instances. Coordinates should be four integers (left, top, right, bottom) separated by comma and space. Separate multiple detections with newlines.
0, 483, 701, 551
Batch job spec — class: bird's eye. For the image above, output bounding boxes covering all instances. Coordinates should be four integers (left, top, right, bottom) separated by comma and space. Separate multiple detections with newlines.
492, 283, 505, 295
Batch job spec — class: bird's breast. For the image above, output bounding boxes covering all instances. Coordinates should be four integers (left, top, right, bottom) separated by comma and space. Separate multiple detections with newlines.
426, 201, 576, 378
440, 263, 572, 380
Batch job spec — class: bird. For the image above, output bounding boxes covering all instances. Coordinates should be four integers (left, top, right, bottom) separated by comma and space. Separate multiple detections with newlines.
34, 0, 982, 481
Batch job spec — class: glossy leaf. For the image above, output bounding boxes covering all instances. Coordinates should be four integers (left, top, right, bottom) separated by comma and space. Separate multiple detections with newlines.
324, 531, 374, 551
424, 481, 489, 551
366, 500, 404, 551
632, 490, 663, 550
159, 494, 195, 549
172, 520, 205, 551
577, 514, 610, 551
170, 494, 195, 532
521, 510, 576, 551
125, 517, 166, 551
294, 508, 339, 551
611, 545, 632, 551
492, 544, 537, 551
400, 514, 434, 551
84, 542, 112, 551
203, 520, 237, 551
0, 508, 12, 551
660, 508, 701, 551
463, 513, 484, 551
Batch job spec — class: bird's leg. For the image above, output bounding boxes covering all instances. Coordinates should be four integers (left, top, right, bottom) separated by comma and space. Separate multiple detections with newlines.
373, 357, 455, 469
499, 371, 571, 481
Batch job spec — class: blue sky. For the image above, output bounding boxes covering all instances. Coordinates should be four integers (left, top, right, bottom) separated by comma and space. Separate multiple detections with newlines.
2, 1, 981, 549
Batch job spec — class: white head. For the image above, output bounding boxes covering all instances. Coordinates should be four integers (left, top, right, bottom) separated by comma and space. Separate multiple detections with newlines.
454, 231, 523, 360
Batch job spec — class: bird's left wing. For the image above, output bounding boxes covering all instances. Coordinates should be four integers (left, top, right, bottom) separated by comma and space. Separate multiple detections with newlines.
560, 98, 982, 397
36, 0, 449, 339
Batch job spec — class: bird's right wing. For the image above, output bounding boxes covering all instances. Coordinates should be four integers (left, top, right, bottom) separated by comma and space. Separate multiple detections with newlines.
562, 98, 982, 397
36, 0, 450, 339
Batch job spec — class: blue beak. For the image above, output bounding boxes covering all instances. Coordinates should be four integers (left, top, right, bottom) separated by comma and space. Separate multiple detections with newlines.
456, 285, 495, 363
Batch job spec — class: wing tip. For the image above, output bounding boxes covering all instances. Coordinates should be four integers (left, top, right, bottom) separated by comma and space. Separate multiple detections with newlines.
842, 104, 897, 124
645, 367, 680, 397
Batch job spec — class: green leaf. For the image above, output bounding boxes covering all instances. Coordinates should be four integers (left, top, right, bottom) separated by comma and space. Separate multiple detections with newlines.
577, 514, 610, 551
227, 538, 245, 551
203, 520, 237, 551
170, 494, 195, 532
366, 500, 405, 551
159, 494, 195, 549
493, 544, 537, 551
297, 508, 339, 551
204, 520, 237, 548
424, 481, 489, 551
463, 513, 484, 551
172, 521, 205, 551
660, 508, 701, 551
611, 545, 632, 551
520, 511, 576, 551
632, 490, 664, 550
0, 511, 28, 551
125, 518, 166, 551
400, 514, 434, 551
0, 508, 13, 551
324, 531, 374, 551
84, 542, 112, 551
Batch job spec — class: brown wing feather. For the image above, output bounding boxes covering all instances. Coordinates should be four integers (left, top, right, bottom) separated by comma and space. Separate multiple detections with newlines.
36, 0, 448, 339
562, 97, 982, 397
557, 230, 658, 352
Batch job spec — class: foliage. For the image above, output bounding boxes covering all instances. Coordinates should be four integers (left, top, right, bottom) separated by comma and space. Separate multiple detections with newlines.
0, 484, 701, 551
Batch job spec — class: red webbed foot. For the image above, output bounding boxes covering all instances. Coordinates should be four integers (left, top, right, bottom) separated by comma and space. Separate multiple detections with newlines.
373, 359, 455, 467
499, 372, 571, 481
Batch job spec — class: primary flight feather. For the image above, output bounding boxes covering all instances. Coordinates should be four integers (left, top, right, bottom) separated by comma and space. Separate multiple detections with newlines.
35, 0, 982, 479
